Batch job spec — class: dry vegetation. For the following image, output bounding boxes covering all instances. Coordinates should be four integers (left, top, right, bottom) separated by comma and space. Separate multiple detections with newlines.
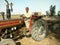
0, 14, 21, 20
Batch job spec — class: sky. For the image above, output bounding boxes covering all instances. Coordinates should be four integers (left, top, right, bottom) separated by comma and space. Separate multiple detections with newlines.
0, 0, 60, 15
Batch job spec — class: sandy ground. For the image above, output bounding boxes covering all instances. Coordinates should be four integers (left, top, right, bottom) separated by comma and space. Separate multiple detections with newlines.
16, 34, 60, 45
16, 27, 60, 45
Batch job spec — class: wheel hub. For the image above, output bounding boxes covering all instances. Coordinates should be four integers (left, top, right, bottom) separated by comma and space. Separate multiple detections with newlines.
38, 26, 45, 35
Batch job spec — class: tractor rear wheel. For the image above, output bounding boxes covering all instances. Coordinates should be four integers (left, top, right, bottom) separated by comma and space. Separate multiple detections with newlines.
31, 19, 48, 41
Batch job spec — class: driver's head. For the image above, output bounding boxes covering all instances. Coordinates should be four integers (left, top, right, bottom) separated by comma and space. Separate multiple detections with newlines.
25, 7, 29, 13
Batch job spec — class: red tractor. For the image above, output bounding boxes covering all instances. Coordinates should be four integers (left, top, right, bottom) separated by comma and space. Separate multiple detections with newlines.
0, 13, 48, 41
0, 12, 60, 43
0, 6, 60, 43
0, 3, 60, 45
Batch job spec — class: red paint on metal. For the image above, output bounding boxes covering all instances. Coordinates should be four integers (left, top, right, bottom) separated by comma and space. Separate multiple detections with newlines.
0, 19, 23, 28
29, 15, 34, 33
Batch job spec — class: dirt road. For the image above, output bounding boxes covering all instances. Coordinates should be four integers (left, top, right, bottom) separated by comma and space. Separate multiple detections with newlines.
17, 35, 60, 45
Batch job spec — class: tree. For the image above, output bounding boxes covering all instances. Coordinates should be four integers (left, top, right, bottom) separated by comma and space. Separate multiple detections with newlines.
46, 11, 49, 16
50, 5, 56, 16
58, 11, 60, 16
5, 0, 13, 19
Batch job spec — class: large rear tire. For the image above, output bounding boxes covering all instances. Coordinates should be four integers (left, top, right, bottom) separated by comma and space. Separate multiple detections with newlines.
31, 19, 48, 41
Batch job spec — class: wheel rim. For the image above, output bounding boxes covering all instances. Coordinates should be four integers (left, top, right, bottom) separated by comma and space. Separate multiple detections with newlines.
38, 26, 46, 35
38, 26, 46, 39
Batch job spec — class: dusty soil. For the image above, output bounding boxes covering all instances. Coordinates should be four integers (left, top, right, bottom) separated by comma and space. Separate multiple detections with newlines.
16, 33, 60, 45
16, 27, 60, 45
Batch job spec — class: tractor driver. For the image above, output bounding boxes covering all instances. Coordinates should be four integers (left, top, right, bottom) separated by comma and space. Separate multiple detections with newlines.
23, 7, 32, 36
24, 7, 32, 29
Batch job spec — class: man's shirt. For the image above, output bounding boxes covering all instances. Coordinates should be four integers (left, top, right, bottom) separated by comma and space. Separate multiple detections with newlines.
24, 11, 32, 18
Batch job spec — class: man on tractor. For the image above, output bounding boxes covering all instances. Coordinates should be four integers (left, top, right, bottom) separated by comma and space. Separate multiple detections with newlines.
23, 7, 33, 36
